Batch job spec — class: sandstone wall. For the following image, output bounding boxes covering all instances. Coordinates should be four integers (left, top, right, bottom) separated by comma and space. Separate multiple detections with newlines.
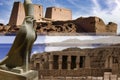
34, 4, 43, 22
31, 45, 120, 74
0, 25, 10, 34
95, 17, 106, 33
0, 70, 26, 80
2, 16, 117, 34
45, 7, 72, 21
9, 2, 25, 26
74, 17, 96, 32
106, 22, 117, 33
6, 2, 117, 34
36, 22, 76, 33
52, 16, 117, 33
9, 2, 43, 26
74, 17, 107, 33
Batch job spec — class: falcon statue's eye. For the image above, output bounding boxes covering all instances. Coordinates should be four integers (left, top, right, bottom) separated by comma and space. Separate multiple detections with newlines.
26, 20, 32, 23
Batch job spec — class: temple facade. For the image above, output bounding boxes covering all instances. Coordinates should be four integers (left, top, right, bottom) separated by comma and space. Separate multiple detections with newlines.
31, 48, 90, 70
31, 47, 120, 78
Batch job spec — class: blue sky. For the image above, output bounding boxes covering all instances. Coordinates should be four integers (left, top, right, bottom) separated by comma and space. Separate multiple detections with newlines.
0, 0, 120, 33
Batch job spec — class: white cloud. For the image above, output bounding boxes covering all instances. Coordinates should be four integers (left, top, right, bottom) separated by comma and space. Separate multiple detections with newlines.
0, 36, 15, 44
73, 12, 91, 19
66, 0, 92, 19
67, 0, 92, 12
0, 19, 6, 24
34, 0, 56, 5
66, 0, 85, 10
115, 0, 120, 8
47, 0, 56, 3
44, 36, 109, 43
91, 0, 101, 11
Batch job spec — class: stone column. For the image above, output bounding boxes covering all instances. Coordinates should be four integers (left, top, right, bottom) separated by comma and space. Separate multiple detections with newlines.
49, 55, 53, 70
76, 56, 80, 70
109, 56, 113, 69
40, 62, 43, 70
105, 58, 109, 68
58, 55, 62, 70
85, 56, 90, 68
67, 56, 71, 70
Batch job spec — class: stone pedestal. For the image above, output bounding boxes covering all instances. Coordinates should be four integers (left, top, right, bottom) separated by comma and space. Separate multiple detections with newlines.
97, 77, 103, 80
118, 77, 120, 80
0, 69, 38, 80
66, 77, 72, 80
0, 65, 24, 74
110, 75, 117, 80
104, 72, 112, 80
92, 77, 97, 80
87, 76, 92, 80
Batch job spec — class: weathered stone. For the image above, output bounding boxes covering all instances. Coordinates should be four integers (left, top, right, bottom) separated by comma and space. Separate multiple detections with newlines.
0, 25, 9, 34
92, 77, 97, 80
106, 22, 117, 33
30, 44, 120, 79
0, 16, 117, 34
87, 76, 92, 80
45, 7, 72, 21
97, 77, 103, 80
104, 72, 112, 80
0, 69, 38, 80
66, 77, 72, 80
110, 75, 117, 80
118, 77, 120, 80
36, 22, 76, 33
9, 2, 43, 26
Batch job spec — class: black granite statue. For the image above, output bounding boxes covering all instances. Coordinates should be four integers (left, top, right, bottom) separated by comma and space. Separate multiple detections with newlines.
0, 0, 37, 69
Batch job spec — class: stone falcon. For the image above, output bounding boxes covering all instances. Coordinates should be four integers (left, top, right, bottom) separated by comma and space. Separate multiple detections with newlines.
0, 0, 37, 69
0, 16, 36, 69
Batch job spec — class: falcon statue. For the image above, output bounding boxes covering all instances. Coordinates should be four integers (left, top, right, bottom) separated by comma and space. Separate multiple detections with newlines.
0, 0, 37, 69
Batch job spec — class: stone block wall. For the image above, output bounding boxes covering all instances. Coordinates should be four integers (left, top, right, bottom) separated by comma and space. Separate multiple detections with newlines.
34, 4, 43, 22
8, 2, 43, 26
45, 7, 72, 21
9, 2, 25, 26
106, 22, 117, 33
